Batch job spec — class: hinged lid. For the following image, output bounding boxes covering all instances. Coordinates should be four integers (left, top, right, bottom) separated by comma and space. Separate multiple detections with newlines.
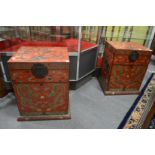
8, 46, 69, 69
107, 41, 152, 52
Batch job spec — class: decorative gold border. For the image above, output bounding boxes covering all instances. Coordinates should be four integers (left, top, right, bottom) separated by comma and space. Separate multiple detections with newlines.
124, 75, 155, 129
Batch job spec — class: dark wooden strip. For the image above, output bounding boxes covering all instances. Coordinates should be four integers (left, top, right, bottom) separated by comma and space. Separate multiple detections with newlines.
150, 33, 155, 55
96, 26, 101, 44
104, 26, 107, 41
89, 26, 93, 42
128, 26, 134, 42
110, 26, 115, 41
70, 26, 74, 38
117, 26, 121, 41
143, 26, 151, 45
122, 26, 129, 41
29, 26, 32, 40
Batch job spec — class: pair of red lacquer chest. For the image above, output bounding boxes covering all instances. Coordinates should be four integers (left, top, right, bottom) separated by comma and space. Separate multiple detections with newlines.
8, 46, 70, 121
98, 41, 152, 95
7, 41, 152, 121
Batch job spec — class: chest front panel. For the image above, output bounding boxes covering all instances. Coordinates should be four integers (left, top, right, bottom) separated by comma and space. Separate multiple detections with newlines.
113, 51, 150, 65
13, 83, 69, 115
109, 65, 147, 91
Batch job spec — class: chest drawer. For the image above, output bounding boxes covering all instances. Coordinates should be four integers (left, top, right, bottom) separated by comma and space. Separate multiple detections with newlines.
9, 69, 69, 83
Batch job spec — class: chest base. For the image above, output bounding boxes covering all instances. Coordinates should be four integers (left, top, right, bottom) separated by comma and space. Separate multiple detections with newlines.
98, 74, 140, 95
17, 111, 71, 121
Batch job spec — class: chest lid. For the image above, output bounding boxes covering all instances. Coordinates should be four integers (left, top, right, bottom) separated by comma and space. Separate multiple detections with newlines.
8, 46, 69, 69
107, 41, 152, 53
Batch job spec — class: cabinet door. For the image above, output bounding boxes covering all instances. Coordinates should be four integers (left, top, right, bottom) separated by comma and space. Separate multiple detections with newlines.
13, 83, 69, 116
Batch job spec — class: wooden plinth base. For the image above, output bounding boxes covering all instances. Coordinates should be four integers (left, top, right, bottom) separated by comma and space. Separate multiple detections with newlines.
98, 76, 140, 96
17, 112, 71, 121
103, 90, 140, 95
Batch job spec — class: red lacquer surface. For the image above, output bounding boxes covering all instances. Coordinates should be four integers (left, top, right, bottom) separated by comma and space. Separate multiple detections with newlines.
1, 38, 97, 53
96, 56, 103, 68
0, 38, 22, 50
100, 41, 152, 94
13, 83, 69, 115
8, 46, 69, 63
8, 46, 70, 118
64, 38, 96, 52
9, 69, 69, 83
107, 41, 152, 52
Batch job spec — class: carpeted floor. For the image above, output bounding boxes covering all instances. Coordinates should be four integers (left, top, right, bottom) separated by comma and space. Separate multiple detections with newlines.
0, 57, 155, 129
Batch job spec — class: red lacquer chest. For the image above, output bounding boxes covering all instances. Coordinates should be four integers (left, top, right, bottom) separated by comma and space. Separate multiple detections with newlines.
98, 41, 152, 95
8, 46, 70, 121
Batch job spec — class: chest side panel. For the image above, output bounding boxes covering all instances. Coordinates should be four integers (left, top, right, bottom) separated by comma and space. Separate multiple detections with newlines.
102, 43, 114, 77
